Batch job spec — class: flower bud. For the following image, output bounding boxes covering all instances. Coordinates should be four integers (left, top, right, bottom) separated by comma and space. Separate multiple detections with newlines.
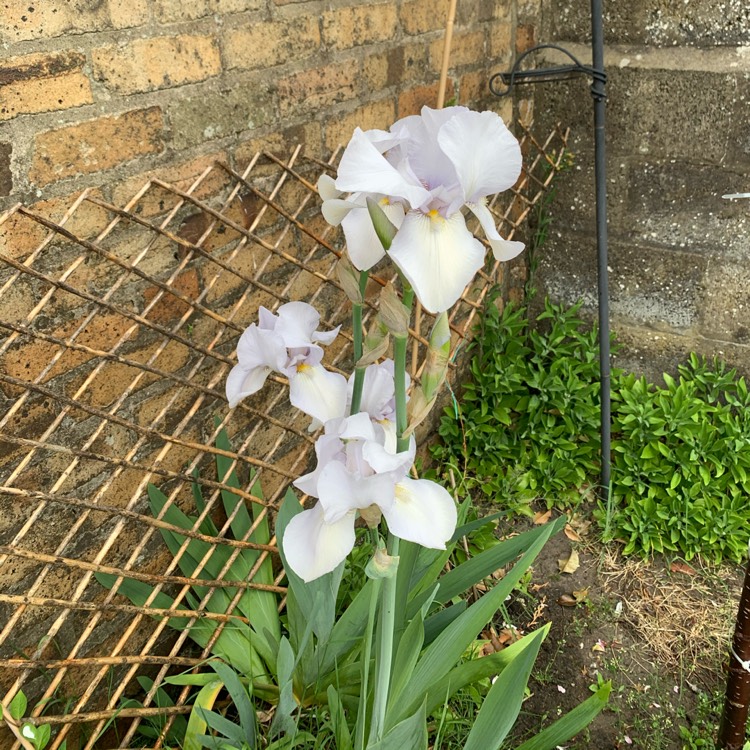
378, 282, 410, 337
404, 313, 452, 436
365, 543, 399, 579
356, 316, 390, 368
421, 312, 451, 403
359, 503, 382, 529
336, 256, 364, 304
366, 197, 398, 251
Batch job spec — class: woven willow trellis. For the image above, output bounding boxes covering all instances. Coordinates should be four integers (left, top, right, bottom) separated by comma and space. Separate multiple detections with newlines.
0, 120, 569, 749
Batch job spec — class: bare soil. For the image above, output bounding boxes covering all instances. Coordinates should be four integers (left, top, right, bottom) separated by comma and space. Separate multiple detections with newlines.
502, 515, 746, 749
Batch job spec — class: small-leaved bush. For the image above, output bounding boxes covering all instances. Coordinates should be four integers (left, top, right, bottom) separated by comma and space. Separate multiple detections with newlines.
433, 295, 750, 563
610, 354, 750, 562
433, 297, 603, 515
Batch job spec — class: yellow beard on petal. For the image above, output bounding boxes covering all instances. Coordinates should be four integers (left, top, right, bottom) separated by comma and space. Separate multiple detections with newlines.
296, 363, 312, 374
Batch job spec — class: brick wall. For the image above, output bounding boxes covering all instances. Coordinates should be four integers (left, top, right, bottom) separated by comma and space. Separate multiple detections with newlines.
533, 0, 750, 380
0, 0, 521, 213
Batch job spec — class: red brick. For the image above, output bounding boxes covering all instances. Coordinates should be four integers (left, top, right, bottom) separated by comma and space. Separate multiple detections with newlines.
92, 35, 221, 95
516, 24, 537, 54
0, 51, 93, 121
29, 108, 165, 187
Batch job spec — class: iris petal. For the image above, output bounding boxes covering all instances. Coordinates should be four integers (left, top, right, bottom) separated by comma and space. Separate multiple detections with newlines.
336, 128, 431, 209
289, 365, 347, 426
322, 197, 356, 226
388, 210, 486, 313
382, 478, 457, 549
282, 503, 356, 583
317, 461, 398, 522
225, 363, 271, 408
437, 110, 522, 202
468, 202, 525, 261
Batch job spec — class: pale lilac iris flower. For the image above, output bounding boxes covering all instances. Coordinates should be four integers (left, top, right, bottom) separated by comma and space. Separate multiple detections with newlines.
321, 105, 524, 313
282, 411, 457, 582
318, 175, 405, 271
346, 359, 409, 453
226, 301, 347, 427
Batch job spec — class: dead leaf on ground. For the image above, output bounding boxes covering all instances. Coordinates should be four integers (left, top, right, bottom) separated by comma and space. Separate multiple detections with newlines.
558, 548, 580, 574
557, 593, 578, 607
533, 509, 552, 525
564, 523, 582, 542
568, 514, 592, 536
669, 561, 697, 576
572, 587, 589, 602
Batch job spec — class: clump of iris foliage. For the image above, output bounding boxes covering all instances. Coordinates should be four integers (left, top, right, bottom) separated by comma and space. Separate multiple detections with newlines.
99, 427, 609, 750
431, 295, 750, 564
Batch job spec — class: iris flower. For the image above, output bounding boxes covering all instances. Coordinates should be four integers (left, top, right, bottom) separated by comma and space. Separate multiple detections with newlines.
321, 105, 524, 313
225, 301, 346, 427
282, 411, 457, 582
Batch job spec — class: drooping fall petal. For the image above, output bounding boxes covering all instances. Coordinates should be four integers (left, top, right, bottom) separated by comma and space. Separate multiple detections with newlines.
342, 201, 405, 271
388, 210, 486, 313
282, 502, 356, 582
226, 325, 287, 408
289, 364, 347, 427
382, 478, 457, 549
225, 362, 273, 409
468, 201, 525, 261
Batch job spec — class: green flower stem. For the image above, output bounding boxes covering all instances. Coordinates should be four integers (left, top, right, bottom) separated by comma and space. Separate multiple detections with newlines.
356, 575, 382, 750
394, 286, 414, 453
368, 284, 413, 746
350, 270, 370, 415
368, 535, 400, 747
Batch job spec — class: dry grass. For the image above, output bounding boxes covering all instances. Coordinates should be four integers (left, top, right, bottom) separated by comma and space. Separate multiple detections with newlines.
600, 546, 742, 680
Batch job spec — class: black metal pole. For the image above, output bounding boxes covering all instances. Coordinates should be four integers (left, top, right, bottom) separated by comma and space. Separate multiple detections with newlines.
590, 0, 611, 498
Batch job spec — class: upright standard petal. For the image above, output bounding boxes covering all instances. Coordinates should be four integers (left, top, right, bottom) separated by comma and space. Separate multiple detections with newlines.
316, 460, 399, 522
388, 210, 486, 313
437, 110, 522, 202
382, 478, 457, 549
282, 502, 356, 582
274, 301, 322, 347
235, 324, 287, 371
350, 360, 398, 422
336, 128, 431, 209
289, 364, 347, 426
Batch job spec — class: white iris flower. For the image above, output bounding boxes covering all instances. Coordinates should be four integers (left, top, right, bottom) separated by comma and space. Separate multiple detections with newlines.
225, 301, 347, 427
321, 105, 524, 312
283, 411, 457, 582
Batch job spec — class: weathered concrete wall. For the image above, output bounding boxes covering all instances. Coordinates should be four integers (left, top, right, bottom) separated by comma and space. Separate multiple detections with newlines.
533, 1, 750, 381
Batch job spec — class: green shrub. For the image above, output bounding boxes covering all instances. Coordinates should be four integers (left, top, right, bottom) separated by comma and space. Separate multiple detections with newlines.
609, 355, 750, 563
432, 297, 603, 515
433, 296, 750, 563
